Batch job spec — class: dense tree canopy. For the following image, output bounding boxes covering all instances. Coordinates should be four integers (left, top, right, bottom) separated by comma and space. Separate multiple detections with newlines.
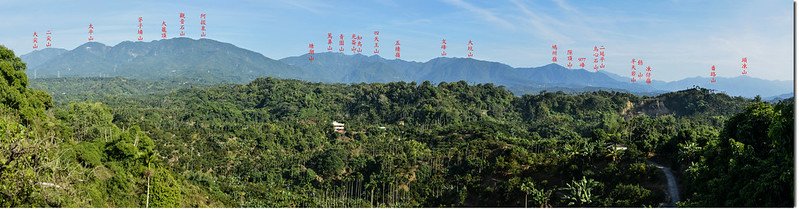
0, 45, 211, 207
0, 42, 793, 207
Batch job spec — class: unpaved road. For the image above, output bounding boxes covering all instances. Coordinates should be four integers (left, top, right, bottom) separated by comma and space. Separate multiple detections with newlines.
650, 162, 680, 207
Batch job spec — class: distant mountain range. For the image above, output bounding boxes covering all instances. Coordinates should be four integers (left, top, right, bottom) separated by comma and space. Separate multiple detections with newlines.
21, 38, 793, 98
20, 48, 67, 71
278, 52, 666, 95
22, 38, 308, 83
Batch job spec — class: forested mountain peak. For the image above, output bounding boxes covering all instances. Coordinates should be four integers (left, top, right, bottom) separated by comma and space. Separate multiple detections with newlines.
21, 38, 307, 83
19, 48, 68, 69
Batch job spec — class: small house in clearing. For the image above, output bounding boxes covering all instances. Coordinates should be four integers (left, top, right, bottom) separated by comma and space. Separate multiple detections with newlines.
332, 121, 345, 133
606, 143, 628, 151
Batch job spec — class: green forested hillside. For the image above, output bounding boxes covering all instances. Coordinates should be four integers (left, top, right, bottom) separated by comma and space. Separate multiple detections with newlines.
29, 77, 195, 106
0, 45, 217, 207
5, 44, 795, 207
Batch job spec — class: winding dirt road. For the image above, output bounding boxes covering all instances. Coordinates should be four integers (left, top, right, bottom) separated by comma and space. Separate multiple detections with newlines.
651, 162, 680, 207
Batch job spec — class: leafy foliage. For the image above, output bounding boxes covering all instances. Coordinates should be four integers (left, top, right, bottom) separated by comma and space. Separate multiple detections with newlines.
3, 41, 792, 206
681, 99, 794, 207
0, 45, 211, 207
29, 74, 782, 207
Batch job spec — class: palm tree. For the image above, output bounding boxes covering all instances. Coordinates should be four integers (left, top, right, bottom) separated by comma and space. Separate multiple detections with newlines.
561, 176, 599, 207
520, 182, 534, 208
521, 181, 552, 208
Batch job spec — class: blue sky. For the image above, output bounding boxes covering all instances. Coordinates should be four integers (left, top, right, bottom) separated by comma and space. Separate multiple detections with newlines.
0, 0, 792, 81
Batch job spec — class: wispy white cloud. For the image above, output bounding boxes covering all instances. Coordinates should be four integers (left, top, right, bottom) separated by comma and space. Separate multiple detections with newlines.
282, 0, 333, 15
390, 18, 432, 26
510, 0, 573, 43
544, 0, 605, 42
551, 0, 578, 14
440, 0, 514, 29
374, 0, 400, 8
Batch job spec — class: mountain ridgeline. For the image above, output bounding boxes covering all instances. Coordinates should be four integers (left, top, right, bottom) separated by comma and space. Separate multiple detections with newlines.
23, 38, 792, 98
24, 38, 307, 83
279, 53, 661, 95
